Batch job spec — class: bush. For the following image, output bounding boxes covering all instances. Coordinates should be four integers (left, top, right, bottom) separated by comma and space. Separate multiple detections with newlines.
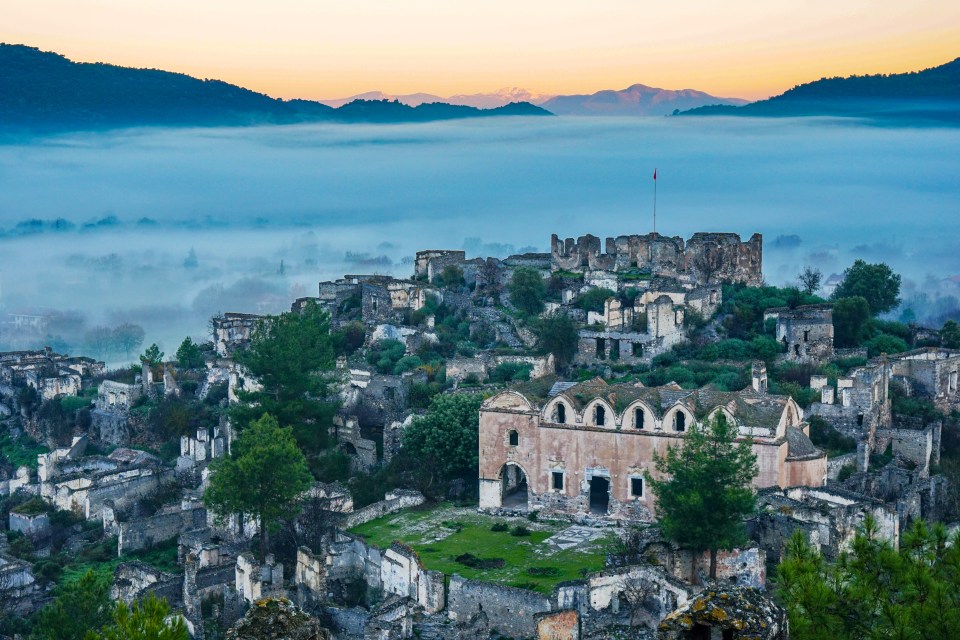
435, 265, 465, 288
576, 288, 617, 313
808, 416, 857, 456
489, 362, 533, 383
367, 339, 407, 374
490, 521, 509, 532
866, 333, 909, 358
60, 395, 92, 413
509, 268, 547, 316
393, 355, 423, 375
837, 464, 855, 481
311, 450, 352, 483
455, 553, 505, 569
510, 524, 531, 537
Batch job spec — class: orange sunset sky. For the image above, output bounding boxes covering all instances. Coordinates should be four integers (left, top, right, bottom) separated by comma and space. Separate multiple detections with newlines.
3, 0, 958, 101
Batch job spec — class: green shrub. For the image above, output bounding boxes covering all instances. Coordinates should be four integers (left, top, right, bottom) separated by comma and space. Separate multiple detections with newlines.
60, 395, 92, 414
866, 333, 909, 358
837, 464, 855, 481
510, 524, 531, 537
808, 416, 857, 456
489, 362, 533, 384
393, 355, 423, 375
490, 521, 509, 532
576, 288, 617, 313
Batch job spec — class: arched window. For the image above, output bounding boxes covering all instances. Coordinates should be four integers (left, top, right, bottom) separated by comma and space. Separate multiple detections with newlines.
508, 430, 519, 446
556, 403, 567, 424
595, 405, 606, 426
674, 411, 686, 432
634, 407, 645, 430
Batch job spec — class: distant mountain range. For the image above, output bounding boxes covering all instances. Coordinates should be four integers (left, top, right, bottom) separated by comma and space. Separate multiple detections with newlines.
679, 58, 960, 122
0, 44, 552, 133
320, 87, 557, 109
321, 85, 746, 115
538, 84, 748, 116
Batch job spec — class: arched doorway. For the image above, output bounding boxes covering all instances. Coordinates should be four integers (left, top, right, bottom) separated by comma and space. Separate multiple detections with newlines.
500, 463, 528, 511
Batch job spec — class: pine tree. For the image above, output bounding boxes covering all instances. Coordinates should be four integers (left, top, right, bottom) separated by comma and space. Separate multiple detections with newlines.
231, 301, 338, 456
204, 413, 313, 561
646, 414, 758, 581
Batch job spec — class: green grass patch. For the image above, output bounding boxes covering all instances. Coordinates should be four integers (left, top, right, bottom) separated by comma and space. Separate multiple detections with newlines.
58, 537, 181, 589
0, 432, 48, 469
349, 505, 609, 593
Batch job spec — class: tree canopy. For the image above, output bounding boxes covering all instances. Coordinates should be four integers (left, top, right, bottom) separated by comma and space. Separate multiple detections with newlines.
778, 518, 960, 640
941, 320, 960, 349
646, 414, 758, 580
508, 267, 547, 316
175, 337, 204, 369
798, 266, 823, 296
231, 301, 339, 455
576, 287, 617, 314
140, 344, 163, 367
85, 593, 188, 640
204, 413, 313, 560
534, 312, 579, 367
831, 260, 902, 315
833, 296, 872, 347
30, 569, 110, 640
400, 393, 482, 485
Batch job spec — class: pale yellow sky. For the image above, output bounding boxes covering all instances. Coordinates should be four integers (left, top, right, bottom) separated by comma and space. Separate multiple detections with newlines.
3, 1, 958, 100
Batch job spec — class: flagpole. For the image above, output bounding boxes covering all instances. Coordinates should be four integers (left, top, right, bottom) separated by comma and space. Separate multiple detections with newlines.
653, 168, 657, 234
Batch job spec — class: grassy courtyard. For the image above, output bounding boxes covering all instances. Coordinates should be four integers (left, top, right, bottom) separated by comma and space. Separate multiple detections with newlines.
349, 504, 611, 593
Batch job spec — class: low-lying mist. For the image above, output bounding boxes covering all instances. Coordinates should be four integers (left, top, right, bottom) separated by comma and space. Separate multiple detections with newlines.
1, 116, 958, 364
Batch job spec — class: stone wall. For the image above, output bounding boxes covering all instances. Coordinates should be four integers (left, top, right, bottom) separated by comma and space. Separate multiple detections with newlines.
447, 574, 552, 639
749, 486, 899, 565
336, 490, 425, 529
9, 511, 50, 538
556, 564, 693, 633
889, 348, 960, 412
414, 250, 467, 283
875, 421, 941, 477
117, 502, 207, 556
301, 527, 444, 614
550, 232, 762, 287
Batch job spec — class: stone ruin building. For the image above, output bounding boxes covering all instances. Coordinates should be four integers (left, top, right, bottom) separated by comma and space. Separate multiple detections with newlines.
550, 232, 763, 287
212, 312, 264, 357
576, 286, 721, 366
478, 376, 827, 520
0, 348, 103, 404
888, 347, 960, 412
806, 348, 959, 475
765, 303, 835, 363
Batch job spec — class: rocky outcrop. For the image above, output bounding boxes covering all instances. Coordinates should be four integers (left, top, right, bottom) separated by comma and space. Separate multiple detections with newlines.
226, 597, 331, 640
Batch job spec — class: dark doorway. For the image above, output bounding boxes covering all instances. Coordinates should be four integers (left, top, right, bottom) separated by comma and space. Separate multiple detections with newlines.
501, 464, 528, 511
688, 624, 711, 640
589, 475, 610, 514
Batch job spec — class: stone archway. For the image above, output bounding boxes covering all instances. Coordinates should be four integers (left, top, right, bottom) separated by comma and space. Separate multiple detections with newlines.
500, 462, 528, 511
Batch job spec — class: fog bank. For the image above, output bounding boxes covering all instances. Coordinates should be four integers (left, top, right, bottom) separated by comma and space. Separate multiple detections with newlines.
1, 116, 958, 362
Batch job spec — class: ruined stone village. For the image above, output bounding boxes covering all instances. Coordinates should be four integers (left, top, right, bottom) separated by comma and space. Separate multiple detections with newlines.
1, 230, 958, 640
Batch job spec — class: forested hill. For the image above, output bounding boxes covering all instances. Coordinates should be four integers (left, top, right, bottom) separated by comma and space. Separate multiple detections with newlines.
679, 57, 960, 122
0, 44, 551, 133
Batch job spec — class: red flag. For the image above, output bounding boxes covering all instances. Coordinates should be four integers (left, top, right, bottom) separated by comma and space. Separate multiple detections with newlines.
653, 169, 657, 180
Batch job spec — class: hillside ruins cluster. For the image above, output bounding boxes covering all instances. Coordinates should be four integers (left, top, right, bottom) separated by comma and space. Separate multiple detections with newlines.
0, 229, 956, 639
